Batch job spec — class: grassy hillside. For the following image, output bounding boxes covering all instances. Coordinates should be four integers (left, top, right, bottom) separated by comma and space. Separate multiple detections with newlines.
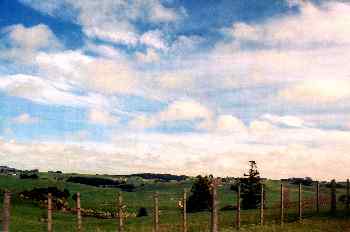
0, 174, 348, 231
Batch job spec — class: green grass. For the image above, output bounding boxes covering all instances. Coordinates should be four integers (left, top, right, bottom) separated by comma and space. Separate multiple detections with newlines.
0, 174, 349, 231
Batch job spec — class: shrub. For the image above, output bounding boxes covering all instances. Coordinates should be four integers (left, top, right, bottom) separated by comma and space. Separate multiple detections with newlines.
18, 187, 70, 210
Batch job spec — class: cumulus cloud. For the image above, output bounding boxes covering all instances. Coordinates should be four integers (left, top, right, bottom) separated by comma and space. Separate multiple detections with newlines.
11, 113, 39, 124
129, 99, 212, 129
19, 0, 184, 47
228, 2, 350, 47
88, 108, 119, 125
35, 51, 139, 95
0, 24, 61, 62
215, 115, 246, 132
135, 48, 160, 63
249, 120, 275, 133
2, 0, 350, 179
278, 79, 350, 104
261, 114, 306, 128
1, 124, 350, 179
203, 1, 350, 109
3, 24, 60, 49
158, 99, 211, 121
0, 74, 110, 108
198, 115, 247, 134
140, 30, 167, 51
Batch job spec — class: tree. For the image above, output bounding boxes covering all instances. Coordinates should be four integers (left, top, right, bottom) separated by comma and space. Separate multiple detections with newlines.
137, 207, 148, 217
240, 161, 264, 209
187, 175, 213, 212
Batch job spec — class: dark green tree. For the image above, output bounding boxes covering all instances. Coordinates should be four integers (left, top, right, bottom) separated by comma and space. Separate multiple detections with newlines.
187, 175, 213, 212
240, 161, 264, 209
136, 207, 148, 217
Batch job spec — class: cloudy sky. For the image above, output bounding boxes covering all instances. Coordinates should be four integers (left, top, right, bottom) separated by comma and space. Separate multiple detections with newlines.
0, 0, 350, 180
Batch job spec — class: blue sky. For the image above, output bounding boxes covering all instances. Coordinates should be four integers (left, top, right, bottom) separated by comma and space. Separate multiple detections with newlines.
1, 0, 350, 179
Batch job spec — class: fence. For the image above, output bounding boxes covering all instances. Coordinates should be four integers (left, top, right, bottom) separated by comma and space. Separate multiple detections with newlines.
1, 179, 350, 232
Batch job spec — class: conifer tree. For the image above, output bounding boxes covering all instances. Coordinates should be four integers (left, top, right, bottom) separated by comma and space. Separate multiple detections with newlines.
240, 161, 264, 209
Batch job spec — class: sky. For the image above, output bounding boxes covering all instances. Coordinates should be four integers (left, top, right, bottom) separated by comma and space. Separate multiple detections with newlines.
0, 0, 350, 180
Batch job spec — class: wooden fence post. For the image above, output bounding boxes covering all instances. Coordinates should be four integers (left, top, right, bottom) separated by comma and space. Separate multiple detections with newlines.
48, 193, 53, 232
117, 192, 124, 232
298, 184, 302, 223
153, 192, 159, 232
280, 183, 284, 226
346, 179, 349, 211
2, 190, 11, 232
236, 184, 241, 230
182, 189, 187, 232
76, 192, 82, 232
260, 184, 264, 225
211, 183, 219, 232
331, 180, 336, 213
316, 181, 320, 213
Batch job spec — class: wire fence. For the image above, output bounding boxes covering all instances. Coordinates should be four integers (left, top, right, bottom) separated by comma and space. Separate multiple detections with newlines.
1, 180, 350, 232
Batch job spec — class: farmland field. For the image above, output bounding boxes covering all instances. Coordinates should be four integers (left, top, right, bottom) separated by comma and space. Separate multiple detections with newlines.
0, 174, 349, 232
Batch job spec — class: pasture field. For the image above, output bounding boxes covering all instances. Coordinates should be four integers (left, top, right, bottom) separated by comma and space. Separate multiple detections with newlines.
0, 174, 349, 231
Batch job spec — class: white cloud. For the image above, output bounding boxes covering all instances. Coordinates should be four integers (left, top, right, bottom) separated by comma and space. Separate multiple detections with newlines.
1, 24, 61, 62
158, 99, 211, 121
89, 108, 119, 125
286, 0, 303, 8
84, 25, 139, 46
11, 113, 39, 124
2, 125, 350, 179
168, 35, 204, 55
2, 0, 350, 180
19, 0, 183, 47
35, 51, 139, 95
129, 99, 212, 129
229, 2, 350, 47
261, 114, 306, 128
5, 24, 59, 49
84, 43, 124, 59
215, 115, 246, 133
128, 115, 158, 129
279, 79, 350, 104
140, 30, 167, 50
135, 48, 160, 63
198, 115, 247, 134
249, 120, 275, 132
148, 1, 180, 22
82, 59, 138, 95
0, 74, 110, 108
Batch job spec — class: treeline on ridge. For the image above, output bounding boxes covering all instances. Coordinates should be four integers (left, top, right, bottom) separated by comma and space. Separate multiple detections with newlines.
66, 176, 135, 191
130, 173, 188, 182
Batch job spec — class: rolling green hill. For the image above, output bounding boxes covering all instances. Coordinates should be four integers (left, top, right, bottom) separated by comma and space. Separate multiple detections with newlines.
0, 173, 348, 232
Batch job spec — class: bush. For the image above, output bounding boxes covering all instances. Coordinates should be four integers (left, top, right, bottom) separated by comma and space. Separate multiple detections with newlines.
137, 207, 148, 217
18, 187, 70, 210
